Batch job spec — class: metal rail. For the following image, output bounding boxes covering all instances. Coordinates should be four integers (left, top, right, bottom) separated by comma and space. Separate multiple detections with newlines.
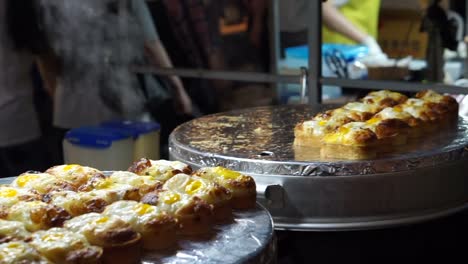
131, 66, 302, 84
307, 0, 323, 104
132, 65, 468, 95
322, 77, 468, 94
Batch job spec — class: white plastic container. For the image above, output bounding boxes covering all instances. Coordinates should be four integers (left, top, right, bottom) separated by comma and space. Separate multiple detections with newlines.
101, 121, 160, 161
63, 126, 134, 171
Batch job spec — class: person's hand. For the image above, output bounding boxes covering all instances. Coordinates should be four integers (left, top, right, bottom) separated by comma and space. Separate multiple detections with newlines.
173, 85, 193, 116
358, 35, 390, 66
361, 35, 383, 56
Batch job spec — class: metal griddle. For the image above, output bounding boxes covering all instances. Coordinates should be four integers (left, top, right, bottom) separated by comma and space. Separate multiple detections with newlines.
169, 105, 468, 231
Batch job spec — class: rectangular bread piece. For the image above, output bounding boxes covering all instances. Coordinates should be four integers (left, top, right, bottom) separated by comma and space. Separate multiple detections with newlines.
103, 201, 178, 250
320, 122, 380, 160
294, 90, 408, 147
319, 119, 410, 159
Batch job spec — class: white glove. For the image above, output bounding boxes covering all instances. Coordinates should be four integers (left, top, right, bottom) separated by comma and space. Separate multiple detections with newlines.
361, 35, 383, 56
359, 35, 390, 66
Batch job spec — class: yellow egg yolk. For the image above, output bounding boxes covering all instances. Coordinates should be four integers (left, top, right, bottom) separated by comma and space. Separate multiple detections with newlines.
0, 188, 17, 198
163, 193, 180, 204
213, 167, 241, 180
15, 175, 39, 188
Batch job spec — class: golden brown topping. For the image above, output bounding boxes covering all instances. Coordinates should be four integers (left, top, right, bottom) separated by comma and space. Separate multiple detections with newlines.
378, 97, 399, 108
353, 129, 378, 145
84, 199, 108, 214
178, 196, 214, 215
414, 90, 430, 98
348, 111, 372, 122
373, 119, 410, 139
147, 213, 177, 227
128, 158, 152, 174
229, 177, 257, 189
78, 173, 108, 192
123, 188, 141, 201
0, 206, 8, 219
29, 205, 70, 228
66, 248, 103, 263
106, 226, 139, 245
415, 90, 458, 113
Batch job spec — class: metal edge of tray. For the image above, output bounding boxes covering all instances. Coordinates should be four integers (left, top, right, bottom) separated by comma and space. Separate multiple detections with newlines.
169, 138, 468, 177
171, 153, 468, 232
169, 105, 468, 177
0, 177, 16, 184
271, 201, 468, 232
236, 202, 277, 264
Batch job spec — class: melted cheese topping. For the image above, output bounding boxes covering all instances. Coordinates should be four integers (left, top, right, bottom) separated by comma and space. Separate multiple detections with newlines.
156, 190, 193, 214
361, 90, 407, 105
343, 102, 379, 114
400, 99, 434, 120
103, 201, 172, 233
139, 160, 190, 181
64, 213, 132, 246
7, 201, 56, 232
322, 122, 376, 146
417, 90, 446, 103
303, 112, 353, 137
45, 191, 78, 215
48, 190, 117, 216
109, 171, 160, 188
163, 174, 230, 206
194, 167, 256, 197
85, 189, 121, 204
11, 173, 61, 194
0, 242, 50, 264
375, 107, 412, 121
47, 164, 101, 187
0, 186, 39, 208
87, 177, 134, 200
0, 219, 30, 241
30, 228, 101, 264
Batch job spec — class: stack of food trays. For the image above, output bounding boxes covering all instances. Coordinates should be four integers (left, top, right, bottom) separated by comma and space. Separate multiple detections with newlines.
0, 159, 257, 263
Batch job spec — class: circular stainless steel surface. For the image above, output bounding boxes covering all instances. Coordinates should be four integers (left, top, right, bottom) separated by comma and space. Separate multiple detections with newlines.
169, 105, 468, 231
0, 177, 276, 263
169, 105, 468, 176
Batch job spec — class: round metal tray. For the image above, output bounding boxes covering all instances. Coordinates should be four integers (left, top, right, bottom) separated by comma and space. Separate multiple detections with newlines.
169, 105, 468, 231
0, 177, 276, 264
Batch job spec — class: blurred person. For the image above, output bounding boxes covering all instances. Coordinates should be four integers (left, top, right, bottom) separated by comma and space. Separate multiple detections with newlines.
37, 0, 193, 161
160, 0, 224, 115
0, 0, 51, 177
243, 0, 267, 49
280, 0, 384, 58
322, 0, 383, 57
38, 0, 192, 130
243, 0, 270, 73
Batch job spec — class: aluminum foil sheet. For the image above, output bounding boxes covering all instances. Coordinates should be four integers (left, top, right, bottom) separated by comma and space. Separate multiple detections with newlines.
143, 205, 276, 264
0, 177, 276, 263
170, 105, 468, 176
